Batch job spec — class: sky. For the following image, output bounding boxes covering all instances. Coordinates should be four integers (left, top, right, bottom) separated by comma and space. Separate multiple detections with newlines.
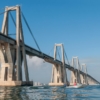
0, 0, 100, 83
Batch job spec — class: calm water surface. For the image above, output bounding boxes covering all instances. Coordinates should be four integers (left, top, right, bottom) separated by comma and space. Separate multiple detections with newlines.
0, 85, 100, 100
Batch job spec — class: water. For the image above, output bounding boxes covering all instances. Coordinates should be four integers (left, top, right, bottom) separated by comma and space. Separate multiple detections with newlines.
0, 85, 100, 100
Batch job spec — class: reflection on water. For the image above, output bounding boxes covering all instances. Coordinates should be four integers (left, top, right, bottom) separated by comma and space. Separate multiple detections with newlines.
0, 87, 23, 100
0, 86, 66, 100
0, 85, 100, 100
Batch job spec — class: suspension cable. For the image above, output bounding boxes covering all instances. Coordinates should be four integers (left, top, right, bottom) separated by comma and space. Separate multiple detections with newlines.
57, 47, 61, 61
9, 12, 16, 27
64, 48, 70, 65
48, 46, 54, 56
8, 12, 16, 37
21, 11, 41, 52
4, 8, 41, 52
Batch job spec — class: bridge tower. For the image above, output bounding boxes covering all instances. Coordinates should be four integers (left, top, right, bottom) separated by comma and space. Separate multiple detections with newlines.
49, 44, 68, 86
80, 64, 88, 84
0, 5, 32, 86
70, 57, 81, 85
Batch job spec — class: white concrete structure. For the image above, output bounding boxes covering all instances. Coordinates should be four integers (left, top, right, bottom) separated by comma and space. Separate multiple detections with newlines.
81, 64, 88, 84
49, 44, 67, 86
0, 5, 32, 86
70, 57, 89, 85
70, 57, 81, 85
0, 5, 99, 86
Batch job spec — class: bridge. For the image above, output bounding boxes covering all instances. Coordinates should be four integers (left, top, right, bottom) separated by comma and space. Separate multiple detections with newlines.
0, 5, 99, 86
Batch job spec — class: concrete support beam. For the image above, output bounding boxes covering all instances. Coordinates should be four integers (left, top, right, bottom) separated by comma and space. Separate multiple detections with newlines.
1, 7, 8, 34
81, 64, 88, 85
0, 81, 33, 86
16, 5, 21, 81
70, 71, 76, 85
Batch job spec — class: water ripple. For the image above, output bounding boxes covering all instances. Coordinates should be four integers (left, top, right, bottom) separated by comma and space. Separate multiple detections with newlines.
0, 85, 100, 100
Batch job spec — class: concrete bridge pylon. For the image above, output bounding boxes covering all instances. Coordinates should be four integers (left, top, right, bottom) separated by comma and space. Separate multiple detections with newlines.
80, 64, 88, 85
70, 57, 81, 85
0, 5, 99, 86
49, 43, 68, 86
0, 5, 32, 86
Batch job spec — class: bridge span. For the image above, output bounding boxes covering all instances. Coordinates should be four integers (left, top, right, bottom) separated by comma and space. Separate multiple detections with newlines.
0, 5, 99, 86
0, 32, 99, 85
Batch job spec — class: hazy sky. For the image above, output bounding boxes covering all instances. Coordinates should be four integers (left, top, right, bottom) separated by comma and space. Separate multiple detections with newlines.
0, 0, 100, 83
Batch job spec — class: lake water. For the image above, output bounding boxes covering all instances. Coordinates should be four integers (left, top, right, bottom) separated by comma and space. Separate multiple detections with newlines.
0, 85, 100, 100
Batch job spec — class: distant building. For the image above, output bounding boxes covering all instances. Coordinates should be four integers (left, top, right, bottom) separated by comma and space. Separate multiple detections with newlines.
33, 82, 43, 86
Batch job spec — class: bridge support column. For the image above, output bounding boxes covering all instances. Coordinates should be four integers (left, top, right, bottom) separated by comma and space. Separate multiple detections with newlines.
0, 5, 32, 86
49, 44, 67, 86
80, 74, 84, 84
0, 43, 13, 81
81, 64, 88, 85
70, 57, 81, 85
70, 71, 76, 85
49, 64, 64, 86
70, 70, 81, 85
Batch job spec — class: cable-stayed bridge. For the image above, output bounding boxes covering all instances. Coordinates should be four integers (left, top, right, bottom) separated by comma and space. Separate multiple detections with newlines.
0, 5, 99, 86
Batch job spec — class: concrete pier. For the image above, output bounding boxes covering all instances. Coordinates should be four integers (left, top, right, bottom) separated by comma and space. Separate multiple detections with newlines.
49, 83, 65, 86
0, 6, 31, 86
49, 44, 67, 86
0, 81, 33, 86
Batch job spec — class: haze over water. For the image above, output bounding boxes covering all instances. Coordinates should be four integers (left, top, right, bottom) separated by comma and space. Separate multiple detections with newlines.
0, 85, 100, 100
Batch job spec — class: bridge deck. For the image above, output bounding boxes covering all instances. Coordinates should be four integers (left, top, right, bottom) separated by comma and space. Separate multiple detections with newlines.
0, 32, 99, 84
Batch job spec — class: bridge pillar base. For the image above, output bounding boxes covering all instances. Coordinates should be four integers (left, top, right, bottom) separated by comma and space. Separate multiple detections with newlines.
0, 81, 33, 86
49, 82, 66, 86
70, 82, 74, 86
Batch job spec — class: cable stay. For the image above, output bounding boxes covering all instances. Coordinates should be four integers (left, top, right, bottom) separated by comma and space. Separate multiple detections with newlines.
0, 10, 7, 16
48, 46, 54, 56
57, 47, 61, 61
8, 12, 16, 36
21, 11, 41, 52
9, 12, 16, 27
6, 9, 42, 53
64, 48, 70, 65
6, 12, 16, 38
43, 46, 54, 63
